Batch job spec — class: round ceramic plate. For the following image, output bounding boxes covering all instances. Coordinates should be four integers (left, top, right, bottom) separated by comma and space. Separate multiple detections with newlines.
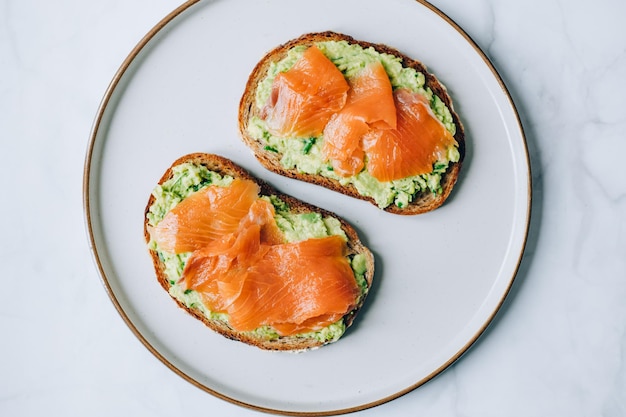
84, 0, 531, 414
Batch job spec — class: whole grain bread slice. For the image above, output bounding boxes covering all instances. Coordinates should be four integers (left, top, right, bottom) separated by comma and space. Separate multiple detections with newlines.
144, 153, 374, 351
238, 31, 465, 215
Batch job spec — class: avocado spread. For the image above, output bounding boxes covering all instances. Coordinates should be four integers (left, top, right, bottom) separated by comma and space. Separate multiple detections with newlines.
146, 163, 369, 343
249, 40, 461, 209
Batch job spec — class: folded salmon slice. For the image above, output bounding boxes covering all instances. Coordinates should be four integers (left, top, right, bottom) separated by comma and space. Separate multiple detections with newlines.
322, 61, 396, 176
150, 179, 259, 253
261, 45, 349, 138
322, 112, 369, 176
363, 89, 458, 182
154, 177, 360, 336
182, 199, 281, 311
339, 61, 396, 130
185, 222, 359, 335
226, 236, 359, 334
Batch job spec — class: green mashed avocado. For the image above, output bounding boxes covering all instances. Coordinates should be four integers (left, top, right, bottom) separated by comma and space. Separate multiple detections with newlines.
248, 40, 461, 209
146, 163, 369, 343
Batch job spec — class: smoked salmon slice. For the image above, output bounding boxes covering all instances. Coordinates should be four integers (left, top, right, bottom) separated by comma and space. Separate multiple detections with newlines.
338, 61, 396, 130
152, 177, 359, 336
183, 215, 359, 336
322, 112, 369, 176
184, 221, 359, 335
322, 61, 396, 176
261, 45, 349, 138
182, 198, 280, 311
363, 88, 458, 182
150, 179, 259, 253
225, 236, 359, 333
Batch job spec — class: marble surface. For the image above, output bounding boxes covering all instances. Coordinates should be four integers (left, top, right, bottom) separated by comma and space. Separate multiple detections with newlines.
1, 0, 625, 415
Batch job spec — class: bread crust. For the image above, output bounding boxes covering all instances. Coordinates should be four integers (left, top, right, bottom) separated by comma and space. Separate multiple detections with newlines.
238, 31, 465, 215
144, 153, 374, 351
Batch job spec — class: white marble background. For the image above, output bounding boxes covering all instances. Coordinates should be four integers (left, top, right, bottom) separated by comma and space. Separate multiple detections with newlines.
1, 0, 625, 415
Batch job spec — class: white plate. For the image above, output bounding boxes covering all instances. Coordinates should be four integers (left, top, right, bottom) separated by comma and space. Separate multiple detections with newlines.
84, 0, 531, 414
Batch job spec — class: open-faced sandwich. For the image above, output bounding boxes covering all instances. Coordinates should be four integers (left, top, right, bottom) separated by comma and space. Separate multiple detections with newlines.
239, 31, 465, 214
144, 153, 374, 351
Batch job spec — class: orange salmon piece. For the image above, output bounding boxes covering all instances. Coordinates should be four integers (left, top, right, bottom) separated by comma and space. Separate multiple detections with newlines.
183, 229, 359, 336
322, 112, 368, 176
363, 89, 457, 182
226, 235, 360, 335
183, 199, 282, 311
261, 45, 349, 137
341, 61, 396, 129
150, 179, 259, 253
322, 61, 396, 176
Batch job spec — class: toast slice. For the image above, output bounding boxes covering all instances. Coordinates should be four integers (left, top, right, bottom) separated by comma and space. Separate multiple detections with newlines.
144, 153, 374, 351
238, 31, 465, 215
